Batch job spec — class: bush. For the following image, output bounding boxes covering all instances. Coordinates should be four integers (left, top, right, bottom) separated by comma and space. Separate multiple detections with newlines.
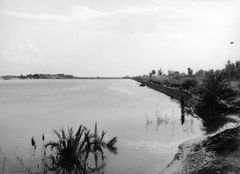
182, 78, 198, 90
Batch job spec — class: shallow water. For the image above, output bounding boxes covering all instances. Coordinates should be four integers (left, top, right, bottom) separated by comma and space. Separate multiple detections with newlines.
0, 79, 203, 174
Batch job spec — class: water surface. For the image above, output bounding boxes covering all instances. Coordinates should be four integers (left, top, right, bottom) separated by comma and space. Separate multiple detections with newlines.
0, 79, 203, 174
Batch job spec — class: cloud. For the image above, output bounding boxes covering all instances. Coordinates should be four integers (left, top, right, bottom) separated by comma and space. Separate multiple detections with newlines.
3, 11, 71, 22
70, 6, 107, 20
2, 5, 188, 22
1, 5, 190, 34
1, 43, 44, 65
2, 1, 239, 35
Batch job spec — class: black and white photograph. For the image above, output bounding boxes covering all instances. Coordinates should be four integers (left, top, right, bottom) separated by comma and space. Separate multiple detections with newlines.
0, 0, 240, 173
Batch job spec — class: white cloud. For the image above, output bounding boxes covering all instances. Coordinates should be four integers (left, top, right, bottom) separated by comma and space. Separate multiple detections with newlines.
3, 11, 70, 22
2, 4, 193, 22
70, 6, 107, 20
3, 2, 238, 34
1, 0, 239, 76
1, 43, 44, 65
3, 6, 153, 22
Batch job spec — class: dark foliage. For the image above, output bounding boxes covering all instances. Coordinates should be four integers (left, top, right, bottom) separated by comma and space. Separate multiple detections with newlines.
194, 70, 238, 133
182, 78, 198, 90
223, 60, 240, 81
44, 124, 117, 174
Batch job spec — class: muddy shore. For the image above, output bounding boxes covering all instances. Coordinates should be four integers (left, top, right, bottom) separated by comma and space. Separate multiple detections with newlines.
160, 124, 240, 174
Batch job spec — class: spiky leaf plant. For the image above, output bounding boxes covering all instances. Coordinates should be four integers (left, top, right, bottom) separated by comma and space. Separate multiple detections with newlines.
87, 123, 117, 169
194, 70, 238, 133
45, 124, 117, 174
45, 125, 88, 174
196, 70, 237, 118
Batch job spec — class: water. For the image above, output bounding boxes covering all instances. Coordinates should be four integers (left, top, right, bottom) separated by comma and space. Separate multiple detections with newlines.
0, 79, 203, 174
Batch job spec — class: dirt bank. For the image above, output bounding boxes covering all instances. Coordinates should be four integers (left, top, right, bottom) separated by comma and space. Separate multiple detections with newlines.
134, 79, 199, 107
160, 124, 240, 174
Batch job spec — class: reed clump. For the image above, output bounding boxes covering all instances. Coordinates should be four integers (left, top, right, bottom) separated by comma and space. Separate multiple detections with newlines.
16, 123, 117, 174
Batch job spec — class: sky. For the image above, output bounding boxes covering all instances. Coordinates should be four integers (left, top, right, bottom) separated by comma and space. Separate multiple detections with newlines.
0, 0, 240, 77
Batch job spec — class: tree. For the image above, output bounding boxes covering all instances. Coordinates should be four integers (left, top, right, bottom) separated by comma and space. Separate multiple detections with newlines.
151, 70, 156, 75
149, 70, 156, 76
223, 60, 240, 81
194, 70, 238, 133
195, 70, 236, 119
182, 78, 198, 90
235, 61, 240, 80
187, 67, 193, 76
195, 69, 205, 77
167, 70, 180, 77
157, 69, 163, 76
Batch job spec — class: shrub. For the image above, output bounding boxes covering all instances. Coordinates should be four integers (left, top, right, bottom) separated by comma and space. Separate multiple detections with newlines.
182, 78, 198, 90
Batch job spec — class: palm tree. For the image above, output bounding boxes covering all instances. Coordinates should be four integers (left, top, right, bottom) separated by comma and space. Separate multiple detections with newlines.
201, 70, 236, 106
194, 70, 237, 132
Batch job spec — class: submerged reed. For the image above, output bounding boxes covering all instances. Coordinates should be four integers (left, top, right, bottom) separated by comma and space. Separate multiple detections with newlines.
14, 123, 117, 174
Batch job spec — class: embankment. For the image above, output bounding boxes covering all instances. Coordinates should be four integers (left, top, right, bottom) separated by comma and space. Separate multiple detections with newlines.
134, 78, 198, 107
160, 124, 240, 174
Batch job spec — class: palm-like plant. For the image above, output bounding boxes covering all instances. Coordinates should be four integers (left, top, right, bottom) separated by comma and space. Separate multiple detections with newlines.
44, 124, 117, 174
45, 125, 88, 174
194, 70, 238, 132
197, 70, 232, 117
198, 70, 236, 113
87, 123, 117, 170
201, 70, 235, 100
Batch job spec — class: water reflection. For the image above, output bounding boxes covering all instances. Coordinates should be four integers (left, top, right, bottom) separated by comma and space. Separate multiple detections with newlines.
13, 124, 117, 174
145, 113, 153, 126
178, 93, 236, 134
180, 95, 185, 125
201, 116, 237, 134
194, 101, 238, 134
145, 111, 195, 137
181, 114, 185, 126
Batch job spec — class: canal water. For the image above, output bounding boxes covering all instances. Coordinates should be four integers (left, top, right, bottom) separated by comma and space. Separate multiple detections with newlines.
0, 79, 203, 174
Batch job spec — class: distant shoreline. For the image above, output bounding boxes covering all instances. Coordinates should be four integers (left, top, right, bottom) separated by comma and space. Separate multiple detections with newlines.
0, 74, 130, 80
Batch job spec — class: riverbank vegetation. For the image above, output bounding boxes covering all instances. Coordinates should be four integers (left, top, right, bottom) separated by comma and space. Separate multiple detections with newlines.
135, 61, 240, 173
134, 60, 240, 133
